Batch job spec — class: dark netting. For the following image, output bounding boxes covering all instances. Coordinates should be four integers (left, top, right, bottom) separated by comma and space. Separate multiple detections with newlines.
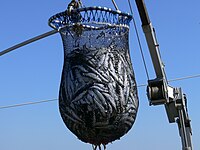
49, 6, 139, 146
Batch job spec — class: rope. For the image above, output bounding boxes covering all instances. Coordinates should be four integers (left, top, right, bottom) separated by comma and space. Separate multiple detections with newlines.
127, 0, 150, 80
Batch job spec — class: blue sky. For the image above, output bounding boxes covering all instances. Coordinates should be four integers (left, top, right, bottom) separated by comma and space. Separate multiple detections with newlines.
0, 0, 200, 150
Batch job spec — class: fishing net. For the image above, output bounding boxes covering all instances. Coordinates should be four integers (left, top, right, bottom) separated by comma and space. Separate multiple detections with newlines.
49, 6, 139, 146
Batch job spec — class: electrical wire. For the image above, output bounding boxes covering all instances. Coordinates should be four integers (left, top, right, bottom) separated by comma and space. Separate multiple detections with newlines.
168, 74, 200, 83
127, 0, 150, 80
0, 74, 200, 110
137, 73, 200, 87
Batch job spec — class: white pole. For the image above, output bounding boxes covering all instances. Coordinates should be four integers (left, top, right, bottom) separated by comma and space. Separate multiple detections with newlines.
0, 30, 58, 57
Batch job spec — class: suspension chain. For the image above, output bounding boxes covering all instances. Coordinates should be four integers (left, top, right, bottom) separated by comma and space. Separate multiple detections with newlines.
67, 0, 82, 15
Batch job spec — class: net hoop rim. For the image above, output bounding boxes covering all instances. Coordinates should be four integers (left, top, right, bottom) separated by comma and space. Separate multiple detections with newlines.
48, 6, 133, 30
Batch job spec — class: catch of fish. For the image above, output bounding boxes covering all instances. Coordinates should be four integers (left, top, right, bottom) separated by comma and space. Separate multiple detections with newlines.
49, 6, 139, 149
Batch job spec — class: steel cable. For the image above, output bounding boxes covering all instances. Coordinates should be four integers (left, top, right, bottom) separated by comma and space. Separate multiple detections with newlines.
127, 0, 150, 80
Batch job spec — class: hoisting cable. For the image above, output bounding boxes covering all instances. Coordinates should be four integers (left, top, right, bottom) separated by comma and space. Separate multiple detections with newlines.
0, 30, 58, 57
111, 0, 119, 10
127, 0, 150, 80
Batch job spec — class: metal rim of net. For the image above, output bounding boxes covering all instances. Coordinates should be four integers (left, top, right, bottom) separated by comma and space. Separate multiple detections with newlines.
48, 6, 133, 31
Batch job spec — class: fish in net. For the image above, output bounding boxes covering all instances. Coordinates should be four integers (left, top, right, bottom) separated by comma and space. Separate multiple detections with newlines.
49, 5, 139, 149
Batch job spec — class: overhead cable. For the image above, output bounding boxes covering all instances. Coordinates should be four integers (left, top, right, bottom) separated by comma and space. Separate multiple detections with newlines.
0, 74, 200, 110
168, 74, 200, 83
137, 73, 200, 87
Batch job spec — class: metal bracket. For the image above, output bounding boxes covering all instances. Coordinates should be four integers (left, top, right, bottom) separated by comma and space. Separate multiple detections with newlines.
164, 88, 192, 149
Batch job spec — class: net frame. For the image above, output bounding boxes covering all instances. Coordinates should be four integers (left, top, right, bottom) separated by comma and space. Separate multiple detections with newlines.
48, 6, 138, 148
48, 6, 133, 30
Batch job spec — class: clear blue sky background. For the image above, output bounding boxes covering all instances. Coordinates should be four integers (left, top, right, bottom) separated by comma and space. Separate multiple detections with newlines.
0, 0, 200, 150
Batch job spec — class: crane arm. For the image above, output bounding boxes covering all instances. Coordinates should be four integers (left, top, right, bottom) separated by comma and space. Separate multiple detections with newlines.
135, 0, 193, 149
135, 0, 164, 78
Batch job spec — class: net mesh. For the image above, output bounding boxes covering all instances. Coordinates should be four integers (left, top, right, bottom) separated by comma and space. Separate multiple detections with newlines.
49, 6, 139, 146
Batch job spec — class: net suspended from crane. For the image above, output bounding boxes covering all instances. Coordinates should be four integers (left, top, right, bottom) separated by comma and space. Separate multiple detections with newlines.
49, 6, 139, 149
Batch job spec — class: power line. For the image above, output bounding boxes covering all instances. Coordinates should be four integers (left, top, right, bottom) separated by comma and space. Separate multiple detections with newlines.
0, 74, 200, 110
137, 73, 200, 87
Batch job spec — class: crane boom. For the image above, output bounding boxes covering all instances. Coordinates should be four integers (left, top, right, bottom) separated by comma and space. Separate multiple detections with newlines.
135, 0, 193, 149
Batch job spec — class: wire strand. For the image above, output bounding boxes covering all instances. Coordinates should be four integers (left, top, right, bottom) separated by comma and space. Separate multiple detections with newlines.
137, 73, 200, 87
127, 0, 134, 14
0, 74, 200, 110
168, 74, 200, 82
128, 0, 150, 80
111, 0, 119, 10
